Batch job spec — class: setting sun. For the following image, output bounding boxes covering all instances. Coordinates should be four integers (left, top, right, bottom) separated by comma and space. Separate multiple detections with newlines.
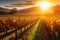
36, 1, 52, 11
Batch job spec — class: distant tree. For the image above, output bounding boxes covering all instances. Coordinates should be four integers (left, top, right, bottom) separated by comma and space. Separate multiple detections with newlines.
9, 8, 17, 14
0, 11, 8, 14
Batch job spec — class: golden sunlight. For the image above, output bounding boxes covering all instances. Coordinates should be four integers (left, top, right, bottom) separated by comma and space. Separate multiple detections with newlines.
36, 1, 52, 11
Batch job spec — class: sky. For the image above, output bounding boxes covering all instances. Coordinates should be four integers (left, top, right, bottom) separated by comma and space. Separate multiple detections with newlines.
0, 0, 60, 6
0, 0, 60, 9
0, 0, 23, 7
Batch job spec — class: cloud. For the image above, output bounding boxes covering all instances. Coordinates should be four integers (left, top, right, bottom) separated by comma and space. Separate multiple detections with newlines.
4, 1, 35, 7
